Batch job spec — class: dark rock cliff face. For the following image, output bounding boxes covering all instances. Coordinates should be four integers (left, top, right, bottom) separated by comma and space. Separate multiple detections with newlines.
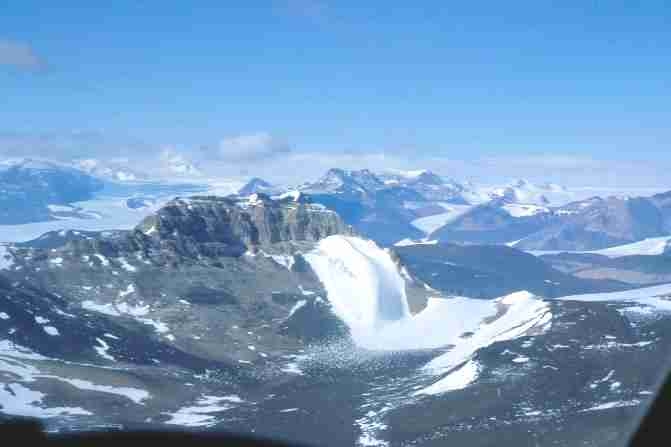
44, 194, 353, 264
134, 195, 353, 257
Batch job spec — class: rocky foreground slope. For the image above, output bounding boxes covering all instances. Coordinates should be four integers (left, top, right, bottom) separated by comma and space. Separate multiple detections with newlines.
0, 194, 670, 447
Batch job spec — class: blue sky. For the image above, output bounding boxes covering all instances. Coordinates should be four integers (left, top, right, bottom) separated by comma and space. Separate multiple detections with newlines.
1, 1, 670, 185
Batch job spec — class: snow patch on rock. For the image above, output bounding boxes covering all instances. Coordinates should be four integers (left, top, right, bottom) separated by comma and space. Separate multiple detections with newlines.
414, 360, 480, 396
163, 395, 243, 427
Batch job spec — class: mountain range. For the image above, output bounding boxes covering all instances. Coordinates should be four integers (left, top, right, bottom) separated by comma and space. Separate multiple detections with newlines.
2, 158, 670, 254
236, 169, 671, 252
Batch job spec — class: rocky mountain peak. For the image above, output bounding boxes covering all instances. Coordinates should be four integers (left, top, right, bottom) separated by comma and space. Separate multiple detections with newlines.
238, 177, 277, 196
512, 179, 531, 188
132, 195, 353, 259
309, 168, 384, 194
409, 170, 444, 186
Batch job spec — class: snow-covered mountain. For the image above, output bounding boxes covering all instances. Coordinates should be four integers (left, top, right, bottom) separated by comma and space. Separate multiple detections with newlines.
237, 177, 282, 196
295, 169, 426, 244
514, 195, 667, 251
300, 168, 385, 197
73, 158, 148, 182
378, 169, 472, 204
159, 150, 203, 178
74, 154, 204, 183
285, 169, 671, 250
427, 192, 671, 251
2, 159, 668, 252
485, 179, 574, 206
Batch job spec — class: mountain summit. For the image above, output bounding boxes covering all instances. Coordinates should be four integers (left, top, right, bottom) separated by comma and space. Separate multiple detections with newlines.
238, 178, 280, 196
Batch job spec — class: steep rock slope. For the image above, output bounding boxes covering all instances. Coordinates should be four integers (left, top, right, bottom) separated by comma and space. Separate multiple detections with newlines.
430, 194, 670, 251
516, 196, 666, 251
429, 199, 558, 244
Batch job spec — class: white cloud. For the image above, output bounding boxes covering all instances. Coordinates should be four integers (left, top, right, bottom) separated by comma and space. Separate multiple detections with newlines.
159, 147, 203, 177
0, 39, 44, 70
217, 132, 292, 163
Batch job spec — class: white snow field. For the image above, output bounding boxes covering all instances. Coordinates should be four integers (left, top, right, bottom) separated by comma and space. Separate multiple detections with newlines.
0, 340, 150, 417
393, 239, 438, 247
526, 235, 671, 258
413, 360, 480, 396
587, 236, 671, 257
556, 283, 671, 312
410, 204, 472, 235
502, 203, 550, 218
305, 236, 553, 394
163, 395, 244, 427
0, 197, 163, 243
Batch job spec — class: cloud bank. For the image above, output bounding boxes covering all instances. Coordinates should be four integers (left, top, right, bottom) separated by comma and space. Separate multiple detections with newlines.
0, 39, 44, 70
217, 132, 292, 163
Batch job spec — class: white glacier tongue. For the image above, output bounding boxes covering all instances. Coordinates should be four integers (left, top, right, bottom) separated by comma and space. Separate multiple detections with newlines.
305, 236, 552, 356
305, 236, 410, 339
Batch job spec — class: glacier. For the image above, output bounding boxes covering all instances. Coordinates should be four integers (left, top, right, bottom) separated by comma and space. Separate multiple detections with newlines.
304, 236, 411, 344
305, 236, 552, 374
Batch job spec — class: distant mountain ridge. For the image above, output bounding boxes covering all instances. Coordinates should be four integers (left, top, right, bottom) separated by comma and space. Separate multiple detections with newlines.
230, 169, 671, 250
73, 158, 148, 182
0, 158, 104, 224
2, 159, 669, 252
238, 177, 282, 196
514, 196, 666, 251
